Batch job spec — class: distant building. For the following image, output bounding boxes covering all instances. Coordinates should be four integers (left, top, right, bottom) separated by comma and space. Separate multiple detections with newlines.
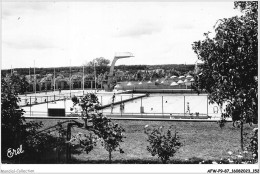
154, 69, 164, 74
115, 70, 124, 77
13, 70, 18, 75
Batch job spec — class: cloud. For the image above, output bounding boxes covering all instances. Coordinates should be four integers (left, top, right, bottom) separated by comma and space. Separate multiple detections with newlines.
2, 9, 12, 19
8, 2, 50, 11
113, 16, 193, 38
3, 40, 56, 50
173, 23, 194, 30
2, 2, 52, 19
114, 21, 162, 38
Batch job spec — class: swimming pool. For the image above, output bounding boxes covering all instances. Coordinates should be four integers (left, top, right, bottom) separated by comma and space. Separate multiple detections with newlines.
21, 92, 142, 116
102, 94, 224, 118
21, 92, 224, 119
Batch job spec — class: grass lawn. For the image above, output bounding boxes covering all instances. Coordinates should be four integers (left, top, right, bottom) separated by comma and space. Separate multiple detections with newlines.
26, 118, 257, 163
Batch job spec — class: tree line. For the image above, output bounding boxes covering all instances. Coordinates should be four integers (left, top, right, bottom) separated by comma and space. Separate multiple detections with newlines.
1, 64, 195, 78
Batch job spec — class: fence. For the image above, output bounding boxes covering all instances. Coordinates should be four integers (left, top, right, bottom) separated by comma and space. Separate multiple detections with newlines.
22, 111, 221, 121
19, 90, 94, 107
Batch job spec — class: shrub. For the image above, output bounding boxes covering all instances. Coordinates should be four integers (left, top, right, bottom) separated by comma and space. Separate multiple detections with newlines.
68, 131, 99, 154
144, 125, 182, 164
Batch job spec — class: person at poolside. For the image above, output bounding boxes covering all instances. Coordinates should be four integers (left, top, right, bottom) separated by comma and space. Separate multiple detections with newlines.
59, 88, 61, 94
120, 103, 125, 110
186, 102, 190, 114
112, 93, 116, 103
111, 103, 114, 114
25, 98, 28, 105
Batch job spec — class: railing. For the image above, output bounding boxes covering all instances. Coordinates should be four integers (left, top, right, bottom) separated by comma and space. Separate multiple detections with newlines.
22, 110, 221, 120
19, 90, 97, 107
19, 95, 69, 107
18, 90, 138, 107
102, 112, 215, 119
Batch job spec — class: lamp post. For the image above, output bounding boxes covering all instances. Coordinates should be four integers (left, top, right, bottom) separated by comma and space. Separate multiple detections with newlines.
94, 61, 97, 93
29, 67, 31, 92
82, 65, 84, 95
162, 96, 164, 116
54, 67, 56, 92
34, 60, 36, 97
69, 60, 71, 97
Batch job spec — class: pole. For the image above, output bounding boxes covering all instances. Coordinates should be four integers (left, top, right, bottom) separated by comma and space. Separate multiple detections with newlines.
162, 96, 164, 116
94, 62, 96, 93
28, 67, 30, 92
141, 97, 143, 115
121, 96, 122, 117
207, 95, 208, 116
34, 60, 36, 96
83, 65, 84, 95
70, 60, 71, 97
64, 96, 66, 111
53, 68, 55, 92
184, 96, 185, 116
30, 96, 31, 116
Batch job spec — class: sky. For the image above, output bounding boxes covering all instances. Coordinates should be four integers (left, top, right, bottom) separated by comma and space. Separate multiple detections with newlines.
1, 1, 242, 69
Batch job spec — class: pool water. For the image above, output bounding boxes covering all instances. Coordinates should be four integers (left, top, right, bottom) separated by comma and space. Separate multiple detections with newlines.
102, 94, 224, 118
21, 91, 224, 118
21, 92, 141, 116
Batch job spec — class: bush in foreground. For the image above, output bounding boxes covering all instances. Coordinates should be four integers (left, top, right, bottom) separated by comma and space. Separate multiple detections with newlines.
144, 125, 182, 164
